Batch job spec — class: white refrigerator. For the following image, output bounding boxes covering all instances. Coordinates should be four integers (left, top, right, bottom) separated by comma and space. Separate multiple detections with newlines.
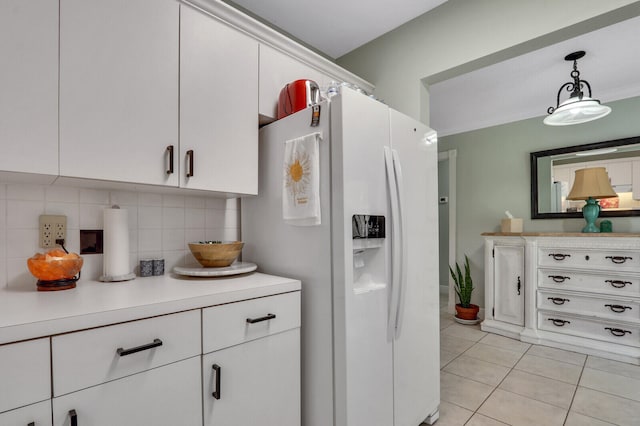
242, 87, 440, 426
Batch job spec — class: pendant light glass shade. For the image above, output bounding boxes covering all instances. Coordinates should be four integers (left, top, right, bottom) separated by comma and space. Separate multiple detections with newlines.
544, 51, 611, 126
543, 95, 612, 126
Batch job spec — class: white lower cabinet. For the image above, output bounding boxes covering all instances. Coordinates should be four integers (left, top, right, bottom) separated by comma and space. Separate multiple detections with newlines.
0, 400, 52, 426
494, 244, 525, 327
52, 356, 202, 426
203, 329, 301, 426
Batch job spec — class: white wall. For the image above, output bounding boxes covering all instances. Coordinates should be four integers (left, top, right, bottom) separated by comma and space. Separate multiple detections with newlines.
0, 183, 240, 289
337, 0, 640, 123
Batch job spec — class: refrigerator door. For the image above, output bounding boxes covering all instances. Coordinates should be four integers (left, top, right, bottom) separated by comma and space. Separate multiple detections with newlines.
389, 110, 440, 425
330, 88, 394, 426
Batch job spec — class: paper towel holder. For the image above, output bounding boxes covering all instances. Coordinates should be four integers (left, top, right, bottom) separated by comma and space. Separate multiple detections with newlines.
99, 205, 136, 282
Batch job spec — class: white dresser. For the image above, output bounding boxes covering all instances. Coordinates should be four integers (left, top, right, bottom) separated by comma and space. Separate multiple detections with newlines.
483, 233, 640, 365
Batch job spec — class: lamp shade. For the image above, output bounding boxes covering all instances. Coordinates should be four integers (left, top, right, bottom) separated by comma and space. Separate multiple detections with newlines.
567, 167, 617, 200
543, 96, 612, 126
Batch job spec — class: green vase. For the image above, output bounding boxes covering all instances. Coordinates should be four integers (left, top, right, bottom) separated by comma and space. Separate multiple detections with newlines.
581, 197, 600, 233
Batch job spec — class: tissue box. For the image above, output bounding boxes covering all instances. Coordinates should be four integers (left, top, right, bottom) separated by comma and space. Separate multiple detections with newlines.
501, 218, 523, 233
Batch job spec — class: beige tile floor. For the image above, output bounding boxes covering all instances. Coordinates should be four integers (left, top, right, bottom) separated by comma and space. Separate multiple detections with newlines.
435, 295, 640, 426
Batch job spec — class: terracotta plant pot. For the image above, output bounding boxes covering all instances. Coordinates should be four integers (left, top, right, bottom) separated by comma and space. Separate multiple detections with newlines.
455, 303, 479, 321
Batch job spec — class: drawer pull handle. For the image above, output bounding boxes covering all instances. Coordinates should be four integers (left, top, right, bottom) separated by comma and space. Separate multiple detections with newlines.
28, 423, 35, 426
605, 280, 632, 289
69, 409, 77, 426
549, 253, 571, 261
605, 304, 632, 313
517, 276, 521, 295
548, 275, 570, 283
212, 364, 221, 399
605, 327, 632, 337
548, 318, 570, 327
548, 297, 569, 305
246, 313, 276, 324
166, 145, 174, 175
116, 338, 163, 356
606, 256, 632, 264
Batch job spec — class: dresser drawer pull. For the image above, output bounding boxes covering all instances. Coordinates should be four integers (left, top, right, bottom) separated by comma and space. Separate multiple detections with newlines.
212, 364, 221, 399
605, 327, 632, 337
69, 409, 77, 426
246, 313, 276, 324
548, 275, 570, 283
605, 280, 632, 289
548, 318, 570, 327
548, 297, 570, 305
116, 338, 163, 356
604, 304, 632, 313
549, 253, 571, 261
605, 256, 633, 264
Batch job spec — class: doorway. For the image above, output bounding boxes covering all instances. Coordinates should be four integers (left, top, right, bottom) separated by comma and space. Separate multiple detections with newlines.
438, 149, 457, 314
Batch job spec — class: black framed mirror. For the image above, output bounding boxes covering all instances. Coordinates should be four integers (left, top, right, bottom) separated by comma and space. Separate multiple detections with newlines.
531, 136, 640, 219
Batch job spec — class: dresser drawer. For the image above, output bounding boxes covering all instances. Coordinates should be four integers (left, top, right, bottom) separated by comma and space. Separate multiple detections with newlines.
0, 400, 51, 425
538, 269, 640, 297
538, 247, 640, 271
538, 311, 640, 348
52, 309, 200, 396
203, 291, 300, 354
538, 290, 640, 322
0, 338, 51, 413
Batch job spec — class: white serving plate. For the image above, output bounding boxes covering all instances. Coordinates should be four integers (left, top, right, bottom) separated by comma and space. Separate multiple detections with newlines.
173, 262, 257, 277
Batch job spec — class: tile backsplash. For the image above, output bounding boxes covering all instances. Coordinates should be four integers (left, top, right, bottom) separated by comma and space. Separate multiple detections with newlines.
0, 183, 240, 288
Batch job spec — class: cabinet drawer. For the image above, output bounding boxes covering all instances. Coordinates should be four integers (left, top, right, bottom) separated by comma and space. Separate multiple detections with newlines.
52, 310, 200, 396
0, 338, 51, 413
538, 290, 640, 322
538, 312, 640, 348
203, 291, 300, 354
538, 247, 640, 271
538, 269, 640, 297
0, 400, 51, 425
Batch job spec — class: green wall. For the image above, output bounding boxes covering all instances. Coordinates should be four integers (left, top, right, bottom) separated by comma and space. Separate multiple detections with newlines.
439, 96, 640, 307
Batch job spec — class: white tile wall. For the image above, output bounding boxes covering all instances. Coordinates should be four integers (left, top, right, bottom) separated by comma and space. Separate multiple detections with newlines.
0, 183, 241, 288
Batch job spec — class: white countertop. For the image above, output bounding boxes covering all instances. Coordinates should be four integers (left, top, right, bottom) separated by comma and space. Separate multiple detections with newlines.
0, 272, 301, 345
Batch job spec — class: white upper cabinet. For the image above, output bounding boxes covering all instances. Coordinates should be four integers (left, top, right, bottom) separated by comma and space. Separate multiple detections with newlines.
180, 6, 259, 194
0, 0, 58, 176
259, 44, 332, 121
59, 0, 179, 186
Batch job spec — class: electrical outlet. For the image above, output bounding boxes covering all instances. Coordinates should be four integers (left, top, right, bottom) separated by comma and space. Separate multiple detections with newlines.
39, 215, 67, 248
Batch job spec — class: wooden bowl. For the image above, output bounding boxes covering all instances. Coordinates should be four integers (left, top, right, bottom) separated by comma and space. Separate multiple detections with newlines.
188, 241, 244, 268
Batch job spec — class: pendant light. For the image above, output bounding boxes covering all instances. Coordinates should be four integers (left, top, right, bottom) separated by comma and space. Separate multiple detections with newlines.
544, 51, 611, 126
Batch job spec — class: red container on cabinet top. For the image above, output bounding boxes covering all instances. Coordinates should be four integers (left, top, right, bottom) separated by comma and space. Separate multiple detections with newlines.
277, 79, 320, 119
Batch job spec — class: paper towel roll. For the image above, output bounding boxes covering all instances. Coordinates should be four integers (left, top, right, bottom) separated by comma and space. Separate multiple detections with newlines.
100, 206, 134, 281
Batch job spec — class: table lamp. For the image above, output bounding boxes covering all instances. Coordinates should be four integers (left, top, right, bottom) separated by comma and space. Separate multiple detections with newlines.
567, 167, 617, 232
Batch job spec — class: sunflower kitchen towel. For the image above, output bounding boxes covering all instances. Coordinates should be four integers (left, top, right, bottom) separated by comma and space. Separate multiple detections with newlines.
283, 132, 322, 226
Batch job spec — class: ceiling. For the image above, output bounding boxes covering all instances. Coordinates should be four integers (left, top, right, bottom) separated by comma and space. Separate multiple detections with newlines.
429, 14, 640, 136
224, 0, 448, 59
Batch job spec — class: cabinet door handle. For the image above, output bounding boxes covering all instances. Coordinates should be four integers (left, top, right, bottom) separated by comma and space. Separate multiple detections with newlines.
186, 149, 194, 177
28, 423, 35, 426
605, 327, 632, 337
548, 318, 570, 327
116, 338, 163, 356
212, 364, 221, 399
69, 409, 77, 426
246, 313, 276, 324
548, 275, 570, 283
604, 304, 632, 313
605, 279, 632, 289
166, 145, 174, 175
548, 297, 570, 305
549, 253, 571, 261
605, 255, 632, 264
517, 276, 521, 295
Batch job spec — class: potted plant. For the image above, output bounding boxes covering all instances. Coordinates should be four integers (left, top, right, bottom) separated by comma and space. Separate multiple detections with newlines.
449, 255, 480, 323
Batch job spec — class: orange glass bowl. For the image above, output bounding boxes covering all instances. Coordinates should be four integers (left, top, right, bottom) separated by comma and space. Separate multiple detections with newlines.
27, 249, 83, 282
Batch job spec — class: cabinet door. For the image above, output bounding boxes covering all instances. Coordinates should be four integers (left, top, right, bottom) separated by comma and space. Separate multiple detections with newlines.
59, 0, 179, 186
180, 6, 258, 194
203, 329, 300, 426
494, 245, 525, 326
52, 357, 201, 426
0, 0, 58, 176
0, 400, 52, 426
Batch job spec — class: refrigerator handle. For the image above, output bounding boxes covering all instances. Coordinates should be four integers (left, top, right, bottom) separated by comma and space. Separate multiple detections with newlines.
391, 149, 408, 339
384, 147, 401, 339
